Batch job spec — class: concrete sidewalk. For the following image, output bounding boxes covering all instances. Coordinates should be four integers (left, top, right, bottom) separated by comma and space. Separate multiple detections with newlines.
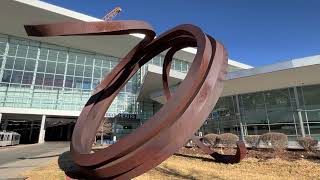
0, 142, 69, 179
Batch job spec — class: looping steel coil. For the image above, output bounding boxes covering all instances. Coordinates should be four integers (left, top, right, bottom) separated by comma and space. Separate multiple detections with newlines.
25, 20, 228, 179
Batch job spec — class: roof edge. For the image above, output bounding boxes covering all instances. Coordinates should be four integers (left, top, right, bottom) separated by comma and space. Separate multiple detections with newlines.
15, 0, 145, 39
16, 0, 252, 68
227, 55, 320, 80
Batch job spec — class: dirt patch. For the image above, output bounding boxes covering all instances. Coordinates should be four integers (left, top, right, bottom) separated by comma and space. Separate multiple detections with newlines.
177, 146, 320, 161
136, 155, 320, 180
22, 159, 64, 180
22, 147, 320, 180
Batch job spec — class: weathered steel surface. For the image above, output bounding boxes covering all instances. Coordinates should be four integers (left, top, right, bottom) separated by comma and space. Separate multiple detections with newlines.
163, 57, 246, 164
25, 20, 228, 179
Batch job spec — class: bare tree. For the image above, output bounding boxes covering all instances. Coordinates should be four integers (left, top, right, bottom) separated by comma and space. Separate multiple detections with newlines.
96, 118, 112, 145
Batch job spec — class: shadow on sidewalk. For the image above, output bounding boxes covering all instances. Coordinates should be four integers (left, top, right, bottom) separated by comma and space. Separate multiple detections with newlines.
18, 154, 60, 160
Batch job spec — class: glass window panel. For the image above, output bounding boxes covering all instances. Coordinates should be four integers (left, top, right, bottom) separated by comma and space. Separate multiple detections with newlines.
43, 74, 54, 86
13, 58, 25, 70
305, 111, 320, 123
24, 59, 36, 71
94, 59, 102, 67
66, 64, 75, 76
102, 68, 109, 77
85, 56, 94, 66
93, 67, 101, 78
39, 48, 49, 60
56, 63, 66, 74
46, 61, 56, 73
171, 60, 175, 70
126, 81, 134, 93
269, 124, 297, 136
11, 70, 23, 83
73, 77, 83, 89
181, 62, 188, 73
302, 85, 320, 110
65, 76, 73, 88
240, 92, 267, 124
246, 125, 269, 135
301, 85, 320, 124
308, 123, 320, 140
110, 61, 117, 68
92, 79, 100, 89
48, 50, 58, 61
2, 70, 12, 82
57, 52, 67, 62
35, 73, 44, 85
152, 56, 161, 66
174, 59, 182, 71
288, 88, 299, 109
16, 46, 28, 57
5, 57, 14, 69
82, 78, 91, 90
0, 43, 6, 55
265, 89, 290, 107
68, 53, 77, 63
102, 60, 110, 68
37, 60, 46, 72
75, 65, 84, 76
27, 47, 38, 59
265, 89, 292, 123
22, 72, 33, 84
76, 55, 85, 64
8, 45, 17, 56
84, 66, 93, 77
54, 75, 64, 87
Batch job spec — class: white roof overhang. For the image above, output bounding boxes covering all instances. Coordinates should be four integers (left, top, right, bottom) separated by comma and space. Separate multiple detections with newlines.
0, 0, 252, 69
146, 55, 320, 104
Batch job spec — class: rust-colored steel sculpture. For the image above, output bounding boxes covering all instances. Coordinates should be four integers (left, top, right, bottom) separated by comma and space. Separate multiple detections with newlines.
191, 136, 246, 164
25, 20, 229, 179
162, 56, 246, 164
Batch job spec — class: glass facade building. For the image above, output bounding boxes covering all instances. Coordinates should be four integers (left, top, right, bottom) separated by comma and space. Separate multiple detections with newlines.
0, 33, 190, 140
0, 33, 194, 113
202, 85, 320, 140
1, 32, 320, 142
0, 33, 138, 112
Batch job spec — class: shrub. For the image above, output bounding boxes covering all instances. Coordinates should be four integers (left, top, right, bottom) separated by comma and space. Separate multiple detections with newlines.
245, 135, 261, 148
202, 133, 219, 147
260, 132, 288, 150
216, 133, 239, 147
184, 139, 195, 148
297, 137, 318, 151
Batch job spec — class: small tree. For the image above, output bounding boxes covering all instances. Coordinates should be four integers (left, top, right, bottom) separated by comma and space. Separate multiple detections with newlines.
202, 133, 219, 147
260, 132, 288, 150
216, 133, 239, 148
96, 119, 112, 145
245, 135, 261, 148
297, 137, 318, 151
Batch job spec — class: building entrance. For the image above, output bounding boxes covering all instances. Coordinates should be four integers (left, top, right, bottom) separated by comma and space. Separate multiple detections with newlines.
0, 114, 42, 144
44, 117, 76, 141
110, 114, 141, 141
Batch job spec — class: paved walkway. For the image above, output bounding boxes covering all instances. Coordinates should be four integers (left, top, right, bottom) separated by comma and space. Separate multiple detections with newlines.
0, 142, 69, 179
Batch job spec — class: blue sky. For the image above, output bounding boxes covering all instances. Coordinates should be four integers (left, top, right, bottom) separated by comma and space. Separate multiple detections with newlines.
43, 0, 320, 67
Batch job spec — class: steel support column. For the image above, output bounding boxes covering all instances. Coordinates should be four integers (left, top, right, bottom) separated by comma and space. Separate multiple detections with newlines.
293, 86, 306, 137
38, 114, 46, 143
0, 113, 2, 128
235, 95, 245, 141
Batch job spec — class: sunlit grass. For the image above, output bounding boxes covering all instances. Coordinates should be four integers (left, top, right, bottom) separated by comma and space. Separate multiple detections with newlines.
23, 154, 320, 180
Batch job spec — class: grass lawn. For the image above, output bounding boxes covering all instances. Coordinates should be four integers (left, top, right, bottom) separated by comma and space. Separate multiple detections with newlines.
22, 153, 320, 180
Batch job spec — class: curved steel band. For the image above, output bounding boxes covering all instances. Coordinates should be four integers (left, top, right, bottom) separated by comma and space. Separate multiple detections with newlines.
25, 20, 228, 179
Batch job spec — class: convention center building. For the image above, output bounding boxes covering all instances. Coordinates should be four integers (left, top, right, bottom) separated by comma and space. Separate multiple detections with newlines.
0, 0, 319, 144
